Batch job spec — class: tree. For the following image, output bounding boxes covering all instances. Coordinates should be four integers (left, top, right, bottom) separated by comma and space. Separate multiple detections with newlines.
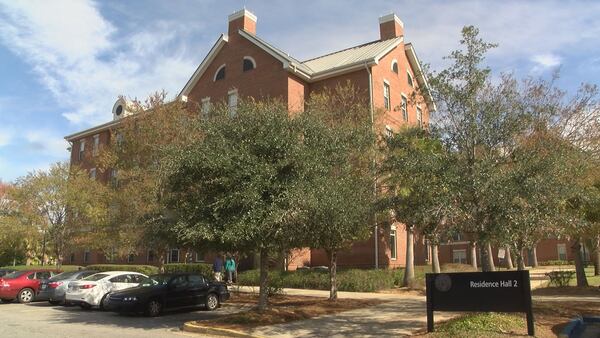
0, 184, 34, 266
166, 100, 325, 310
10, 162, 104, 267
380, 127, 460, 283
300, 85, 376, 300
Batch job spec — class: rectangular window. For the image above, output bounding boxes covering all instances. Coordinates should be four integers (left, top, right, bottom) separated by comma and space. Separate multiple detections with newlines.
407, 71, 414, 87
195, 252, 204, 262
83, 249, 91, 264
228, 90, 238, 117
451, 233, 463, 242
127, 253, 135, 263
401, 95, 408, 121
115, 132, 124, 147
69, 253, 75, 264
383, 82, 391, 110
169, 249, 180, 263
89, 168, 96, 180
201, 97, 211, 117
453, 249, 467, 264
416, 106, 423, 127
78, 140, 85, 161
390, 228, 397, 260
385, 126, 393, 138
110, 169, 118, 187
92, 134, 100, 156
147, 250, 156, 263
557, 244, 567, 261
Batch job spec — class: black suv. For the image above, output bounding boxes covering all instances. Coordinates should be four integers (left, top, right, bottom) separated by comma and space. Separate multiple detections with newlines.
104, 273, 230, 316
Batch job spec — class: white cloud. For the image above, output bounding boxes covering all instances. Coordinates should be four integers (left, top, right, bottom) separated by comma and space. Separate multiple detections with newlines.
0, 128, 13, 147
23, 130, 69, 158
0, 0, 196, 127
531, 53, 562, 69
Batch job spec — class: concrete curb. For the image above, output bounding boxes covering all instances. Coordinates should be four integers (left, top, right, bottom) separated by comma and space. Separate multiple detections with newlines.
182, 321, 264, 338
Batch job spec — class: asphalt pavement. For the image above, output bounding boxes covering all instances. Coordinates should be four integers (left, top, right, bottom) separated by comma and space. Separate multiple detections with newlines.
0, 300, 238, 338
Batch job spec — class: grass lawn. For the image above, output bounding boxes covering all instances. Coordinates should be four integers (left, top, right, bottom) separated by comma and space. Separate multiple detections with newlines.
567, 267, 600, 286
190, 292, 385, 331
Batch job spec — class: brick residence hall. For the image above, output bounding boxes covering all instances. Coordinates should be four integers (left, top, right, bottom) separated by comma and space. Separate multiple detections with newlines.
64, 9, 578, 270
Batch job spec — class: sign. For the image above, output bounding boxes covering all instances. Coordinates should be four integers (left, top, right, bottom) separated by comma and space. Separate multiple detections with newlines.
426, 270, 534, 336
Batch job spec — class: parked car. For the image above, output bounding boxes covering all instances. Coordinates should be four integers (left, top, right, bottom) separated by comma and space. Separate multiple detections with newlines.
104, 273, 230, 317
65, 271, 147, 309
37, 270, 98, 305
0, 269, 16, 277
0, 269, 61, 303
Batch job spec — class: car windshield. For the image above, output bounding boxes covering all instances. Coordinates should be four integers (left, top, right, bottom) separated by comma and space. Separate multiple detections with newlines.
83, 273, 109, 281
2, 271, 27, 279
139, 275, 171, 287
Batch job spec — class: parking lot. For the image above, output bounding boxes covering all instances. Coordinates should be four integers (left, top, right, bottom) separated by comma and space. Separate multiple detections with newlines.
0, 301, 240, 338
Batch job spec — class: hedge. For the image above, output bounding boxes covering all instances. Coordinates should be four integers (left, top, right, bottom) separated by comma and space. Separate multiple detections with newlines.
162, 263, 213, 280
85, 264, 159, 275
0, 265, 83, 272
237, 268, 402, 292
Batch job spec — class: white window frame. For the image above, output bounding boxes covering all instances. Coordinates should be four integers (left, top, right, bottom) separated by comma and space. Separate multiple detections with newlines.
213, 64, 226, 82
79, 140, 85, 161
391, 59, 399, 74
195, 252, 204, 262
228, 89, 238, 117
557, 243, 567, 261
453, 249, 467, 264
201, 97, 211, 116
407, 70, 414, 87
416, 105, 423, 127
383, 80, 391, 111
169, 248, 180, 263
243, 56, 256, 71
390, 225, 397, 260
92, 134, 100, 156
385, 125, 393, 138
89, 168, 97, 180
401, 94, 408, 121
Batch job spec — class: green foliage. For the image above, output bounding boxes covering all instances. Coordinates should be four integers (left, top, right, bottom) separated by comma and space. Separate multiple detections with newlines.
435, 313, 524, 337
162, 263, 213, 279
0, 265, 83, 272
86, 264, 159, 275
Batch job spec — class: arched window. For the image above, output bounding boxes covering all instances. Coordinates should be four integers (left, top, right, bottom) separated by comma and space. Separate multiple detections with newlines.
243, 56, 256, 72
391, 59, 399, 74
214, 64, 226, 81
407, 71, 414, 87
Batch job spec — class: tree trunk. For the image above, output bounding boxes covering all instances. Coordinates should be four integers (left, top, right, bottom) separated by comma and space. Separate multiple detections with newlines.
328, 250, 338, 300
469, 241, 478, 270
531, 246, 539, 268
572, 239, 589, 287
403, 225, 415, 287
484, 242, 496, 272
516, 251, 526, 271
593, 235, 599, 276
431, 244, 441, 273
258, 249, 270, 311
505, 246, 514, 270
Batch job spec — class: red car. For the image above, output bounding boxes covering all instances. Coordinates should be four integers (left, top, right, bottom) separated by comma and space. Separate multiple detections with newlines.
0, 270, 60, 303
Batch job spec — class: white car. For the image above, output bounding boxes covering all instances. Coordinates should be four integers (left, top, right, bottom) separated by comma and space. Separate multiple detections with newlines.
65, 271, 147, 309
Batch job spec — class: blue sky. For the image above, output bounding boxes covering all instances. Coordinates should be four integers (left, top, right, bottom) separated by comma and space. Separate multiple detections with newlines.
1, 0, 599, 182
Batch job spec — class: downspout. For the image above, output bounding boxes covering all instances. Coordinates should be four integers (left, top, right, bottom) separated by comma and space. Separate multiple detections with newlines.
365, 62, 378, 269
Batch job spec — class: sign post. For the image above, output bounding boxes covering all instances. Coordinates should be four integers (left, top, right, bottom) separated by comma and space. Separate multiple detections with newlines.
426, 270, 534, 336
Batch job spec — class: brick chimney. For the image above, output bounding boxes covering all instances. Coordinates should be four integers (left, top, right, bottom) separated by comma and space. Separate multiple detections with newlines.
379, 13, 404, 40
228, 9, 257, 35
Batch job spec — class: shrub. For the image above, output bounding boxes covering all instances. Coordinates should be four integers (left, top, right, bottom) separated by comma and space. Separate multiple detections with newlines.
539, 260, 573, 266
162, 263, 213, 280
0, 265, 83, 272
86, 264, 159, 275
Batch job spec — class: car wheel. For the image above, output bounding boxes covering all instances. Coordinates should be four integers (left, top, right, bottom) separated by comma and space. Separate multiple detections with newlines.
18, 288, 34, 304
99, 293, 109, 310
205, 293, 219, 311
49, 300, 62, 306
145, 299, 162, 317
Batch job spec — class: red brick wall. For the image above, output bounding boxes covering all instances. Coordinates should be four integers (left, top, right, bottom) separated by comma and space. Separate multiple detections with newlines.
69, 130, 111, 183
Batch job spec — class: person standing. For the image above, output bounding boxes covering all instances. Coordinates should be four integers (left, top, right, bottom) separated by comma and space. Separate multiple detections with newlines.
213, 255, 223, 282
225, 255, 236, 284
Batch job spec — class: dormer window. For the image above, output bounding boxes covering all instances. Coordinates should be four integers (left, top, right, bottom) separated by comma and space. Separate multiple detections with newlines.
391, 60, 399, 74
243, 56, 256, 72
214, 64, 226, 81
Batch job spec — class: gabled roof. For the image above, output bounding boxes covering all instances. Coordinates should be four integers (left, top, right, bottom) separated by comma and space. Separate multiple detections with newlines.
179, 30, 434, 111
302, 37, 403, 74
405, 43, 436, 111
